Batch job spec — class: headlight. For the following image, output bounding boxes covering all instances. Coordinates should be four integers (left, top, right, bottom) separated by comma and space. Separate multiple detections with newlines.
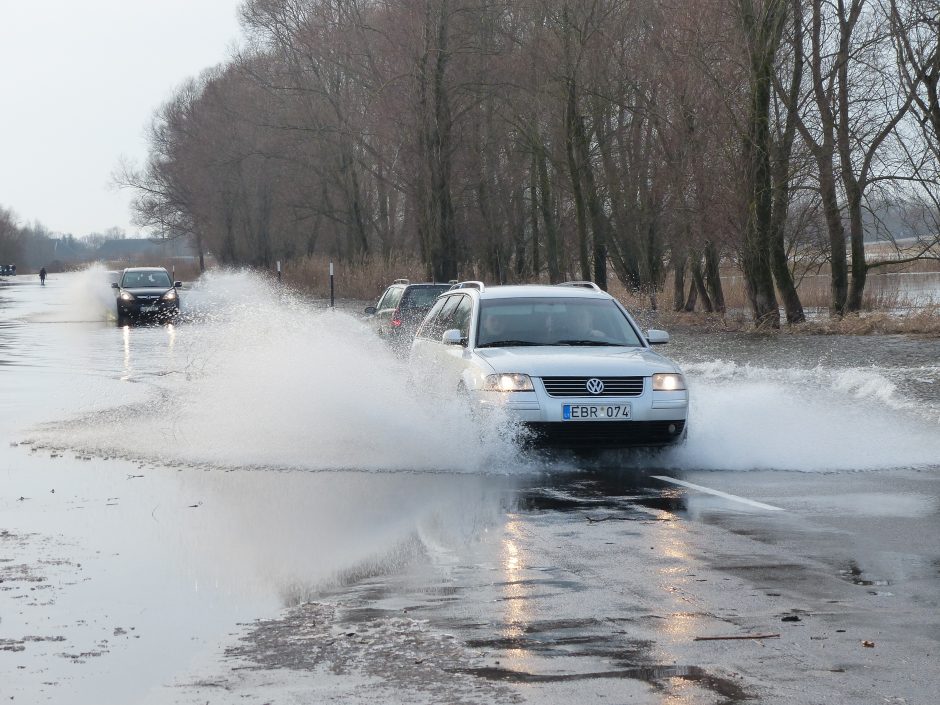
119, 291, 134, 301
162, 289, 177, 300
652, 373, 686, 391
482, 373, 534, 392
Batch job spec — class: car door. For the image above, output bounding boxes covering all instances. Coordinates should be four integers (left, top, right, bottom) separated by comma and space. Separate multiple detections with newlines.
372, 285, 404, 338
411, 294, 474, 393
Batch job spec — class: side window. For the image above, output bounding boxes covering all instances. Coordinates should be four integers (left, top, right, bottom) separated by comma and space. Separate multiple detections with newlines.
375, 287, 393, 310
418, 295, 461, 341
450, 296, 472, 338
416, 297, 449, 340
377, 286, 403, 311
435, 296, 461, 334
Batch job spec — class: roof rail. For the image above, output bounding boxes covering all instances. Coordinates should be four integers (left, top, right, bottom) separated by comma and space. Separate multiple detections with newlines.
392, 278, 410, 285
448, 280, 486, 292
556, 280, 602, 292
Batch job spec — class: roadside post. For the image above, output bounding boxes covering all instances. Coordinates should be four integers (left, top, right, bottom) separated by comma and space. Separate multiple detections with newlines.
277, 260, 281, 282
329, 261, 334, 308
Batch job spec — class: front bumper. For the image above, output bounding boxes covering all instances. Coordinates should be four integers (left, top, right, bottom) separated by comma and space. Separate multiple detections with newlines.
523, 420, 686, 448
117, 300, 180, 318
474, 377, 688, 449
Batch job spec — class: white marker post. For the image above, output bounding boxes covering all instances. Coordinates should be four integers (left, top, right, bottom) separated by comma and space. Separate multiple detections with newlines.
276, 260, 281, 282
329, 261, 334, 308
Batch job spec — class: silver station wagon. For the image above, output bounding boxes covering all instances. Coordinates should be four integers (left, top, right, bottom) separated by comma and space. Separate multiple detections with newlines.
410, 282, 689, 450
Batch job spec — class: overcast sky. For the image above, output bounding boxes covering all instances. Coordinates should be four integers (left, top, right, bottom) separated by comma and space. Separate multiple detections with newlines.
0, 0, 243, 237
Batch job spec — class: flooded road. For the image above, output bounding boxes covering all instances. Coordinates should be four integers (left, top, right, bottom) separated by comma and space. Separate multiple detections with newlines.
2, 269, 939, 704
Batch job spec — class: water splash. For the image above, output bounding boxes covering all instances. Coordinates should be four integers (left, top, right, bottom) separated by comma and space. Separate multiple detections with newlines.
664, 359, 940, 471
21, 268, 940, 475
31, 270, 524, 473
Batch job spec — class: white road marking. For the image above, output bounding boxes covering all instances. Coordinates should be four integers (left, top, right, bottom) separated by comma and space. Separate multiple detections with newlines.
651, 476, 784, 512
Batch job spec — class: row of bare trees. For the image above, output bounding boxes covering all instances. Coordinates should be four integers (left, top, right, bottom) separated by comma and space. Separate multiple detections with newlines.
122, 0, 940, 326
0, 208, 96, 271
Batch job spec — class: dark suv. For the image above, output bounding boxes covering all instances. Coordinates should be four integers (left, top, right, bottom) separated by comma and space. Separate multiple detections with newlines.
111, 267, 182, 323
364, 279, 451, 352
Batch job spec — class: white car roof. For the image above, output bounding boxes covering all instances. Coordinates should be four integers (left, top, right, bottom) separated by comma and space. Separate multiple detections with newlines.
474, 284, 611, 300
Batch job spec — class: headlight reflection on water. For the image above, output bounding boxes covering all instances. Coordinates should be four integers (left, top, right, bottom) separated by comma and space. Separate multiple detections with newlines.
499, 517, 534, 671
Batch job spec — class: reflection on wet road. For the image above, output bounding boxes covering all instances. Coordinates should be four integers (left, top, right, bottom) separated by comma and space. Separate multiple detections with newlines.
1, 270, 939, 704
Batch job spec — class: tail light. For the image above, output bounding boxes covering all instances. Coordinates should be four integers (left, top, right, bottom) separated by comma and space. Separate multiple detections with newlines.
391, 308, 402, 327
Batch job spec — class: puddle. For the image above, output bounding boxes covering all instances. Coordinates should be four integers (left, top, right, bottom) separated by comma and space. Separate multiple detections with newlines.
452, 663, 751, 700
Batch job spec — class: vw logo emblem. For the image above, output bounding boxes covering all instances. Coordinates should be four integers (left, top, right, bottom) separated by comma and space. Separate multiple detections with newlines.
586, 378, 605, 395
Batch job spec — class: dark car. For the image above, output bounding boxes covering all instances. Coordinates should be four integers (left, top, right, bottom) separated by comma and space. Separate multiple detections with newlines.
364, 279, 452, 351
111, 267, 182, 323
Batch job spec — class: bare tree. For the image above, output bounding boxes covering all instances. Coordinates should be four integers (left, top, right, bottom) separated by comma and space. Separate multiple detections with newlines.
787, 0, 916, 315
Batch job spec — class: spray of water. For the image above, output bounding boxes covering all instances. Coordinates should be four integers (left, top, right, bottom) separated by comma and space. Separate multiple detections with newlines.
24, 262, 117, 323
664, 359, 940, 471
33, 269, 524, 473
23, 268, 940, 475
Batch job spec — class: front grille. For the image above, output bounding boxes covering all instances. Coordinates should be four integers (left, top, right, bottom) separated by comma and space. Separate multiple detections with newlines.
524, 420, 685, 449
540, 376, 645, 397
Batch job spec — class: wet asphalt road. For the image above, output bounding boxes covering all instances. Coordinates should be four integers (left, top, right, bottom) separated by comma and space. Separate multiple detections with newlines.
1, 271, 939, 704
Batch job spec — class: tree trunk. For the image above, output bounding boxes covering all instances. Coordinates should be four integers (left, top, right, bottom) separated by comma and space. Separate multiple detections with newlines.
574, 115, 608, 289
529, 151, 540, 279
596, 102, 641, 290
703, 241, 725, 314
536, 139, 561, 283
769, 0, 805, 324
672, 252, 687, 312
738, 0, 783, 329
565, 78, 591, 282
417, 0, 458, 282
683, 279, 698, 312
690, 252, 713, 312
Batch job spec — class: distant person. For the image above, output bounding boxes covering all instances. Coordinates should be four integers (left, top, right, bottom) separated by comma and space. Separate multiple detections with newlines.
39, 267, 46, 286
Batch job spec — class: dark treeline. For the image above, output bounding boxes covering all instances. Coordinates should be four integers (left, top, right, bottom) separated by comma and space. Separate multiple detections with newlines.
0, 207, 125, 272
122, 0, 940, 327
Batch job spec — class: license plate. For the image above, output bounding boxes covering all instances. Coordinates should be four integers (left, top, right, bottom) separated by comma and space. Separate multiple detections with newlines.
563, 403, 632, 421
140, 305, 158, 313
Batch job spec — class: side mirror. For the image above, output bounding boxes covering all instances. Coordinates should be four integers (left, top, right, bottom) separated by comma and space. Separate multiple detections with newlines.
174, 281, 182, 288
646, 329, 670, 345
111, 282, 119, 289
441, 329, 464, 346
364, 305, 377, 315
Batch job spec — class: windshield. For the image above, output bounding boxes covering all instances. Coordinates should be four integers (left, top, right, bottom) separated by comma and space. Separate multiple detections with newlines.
402, 285, 451, 309
476, 297, 643, 347
122, 270, 171, 288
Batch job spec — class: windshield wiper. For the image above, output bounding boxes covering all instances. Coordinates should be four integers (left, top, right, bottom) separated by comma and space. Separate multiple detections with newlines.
477, 340, 542, 348
553, 339, 622, 346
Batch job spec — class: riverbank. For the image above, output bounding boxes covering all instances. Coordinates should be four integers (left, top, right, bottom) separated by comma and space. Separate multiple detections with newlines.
641, 307, 940, 336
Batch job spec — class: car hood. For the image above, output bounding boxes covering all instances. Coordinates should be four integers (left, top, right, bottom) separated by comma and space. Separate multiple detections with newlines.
474, 346, 681, 376
123, 287, 174, 296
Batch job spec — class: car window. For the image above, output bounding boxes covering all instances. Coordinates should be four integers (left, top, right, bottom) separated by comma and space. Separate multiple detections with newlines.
476, 297, 643, 347
451, 296, 472, 337
377, 286, 403, 311
123, 271, 171, 288
401, 285, 450, 309
416, 294, 463, 341
416, 297, 449, 340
